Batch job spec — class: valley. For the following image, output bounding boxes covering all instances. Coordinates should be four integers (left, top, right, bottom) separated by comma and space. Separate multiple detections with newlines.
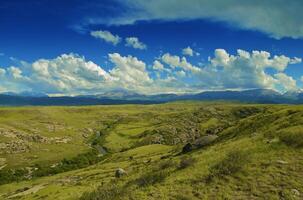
0, 102, 302, 199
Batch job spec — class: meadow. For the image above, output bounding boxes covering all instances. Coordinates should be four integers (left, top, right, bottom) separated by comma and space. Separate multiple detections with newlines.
0, 102, 302, 199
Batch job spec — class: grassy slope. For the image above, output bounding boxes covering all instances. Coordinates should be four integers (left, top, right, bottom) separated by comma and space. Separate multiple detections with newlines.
0, 102, 303, 199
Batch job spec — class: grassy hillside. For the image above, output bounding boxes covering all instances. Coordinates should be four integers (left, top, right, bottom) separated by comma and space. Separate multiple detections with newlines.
0, 102, 302, 199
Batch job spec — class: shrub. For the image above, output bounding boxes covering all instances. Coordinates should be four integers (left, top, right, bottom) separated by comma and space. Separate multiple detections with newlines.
80, 182, 125, 200
0, 168, 28, 185
179, 156, 196, 169
208, 150, 249, 180
136, 170, 169, 187
32, 150, 105, 178
279, 131, 303, 148
158, 159, 177, 170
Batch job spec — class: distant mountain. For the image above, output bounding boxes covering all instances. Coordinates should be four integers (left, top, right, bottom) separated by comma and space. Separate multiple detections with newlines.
1, 89, 303, 106
88, 89, 145, 100
1, 91, 48, 97
0, 94, 161, 106
181, 89, 285, 103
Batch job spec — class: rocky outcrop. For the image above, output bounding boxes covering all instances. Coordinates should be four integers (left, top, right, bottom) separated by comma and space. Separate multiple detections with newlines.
0, 141, 30, 154
0, 128, 71, 154
181, 135, 219, 153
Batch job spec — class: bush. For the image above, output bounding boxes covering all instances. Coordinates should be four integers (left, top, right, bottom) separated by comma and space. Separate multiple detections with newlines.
32, 150, 104, 178
279, 131, 303, 148
208, 150, 249, 180
136, 170, 169, 187
179, 156, 196, 169
158, 159, 177, 170
0, 168, 28, 185
80, 182, 125, 200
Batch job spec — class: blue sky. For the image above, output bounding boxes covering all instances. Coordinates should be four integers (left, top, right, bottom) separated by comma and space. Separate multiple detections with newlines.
0, 0, 303, 95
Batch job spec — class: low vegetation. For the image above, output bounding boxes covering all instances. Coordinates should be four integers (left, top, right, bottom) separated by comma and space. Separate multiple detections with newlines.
207, 150, 249, 181
0, 102, 303, 199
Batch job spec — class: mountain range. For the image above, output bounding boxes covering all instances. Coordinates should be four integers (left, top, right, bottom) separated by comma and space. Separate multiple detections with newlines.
1, 89, 303, 106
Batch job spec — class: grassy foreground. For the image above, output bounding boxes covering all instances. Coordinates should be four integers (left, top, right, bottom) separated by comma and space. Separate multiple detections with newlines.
0, 102, 303, 199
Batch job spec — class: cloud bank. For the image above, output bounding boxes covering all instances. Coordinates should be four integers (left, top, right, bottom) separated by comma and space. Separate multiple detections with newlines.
0, 49, 301, 95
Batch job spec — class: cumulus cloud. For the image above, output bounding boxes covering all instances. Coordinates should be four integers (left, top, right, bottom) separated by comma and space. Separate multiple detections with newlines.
199, 49, 301, 91
0, 49, 301, 95
182, 47, 194, 56
274, 73, 297, 92
0, 68, 6, 76
161, 53, 201, 73
108, 53, 152, 90
0, 53, 183, 95
125, 37, 147, 49
101, 0, 303, 39
176, 70, 186, 77
90, 30, 121, 45
152, 60, 164, 71
0, 54, 113, 95
8, 66, 23, 79
182, 46, 199, 57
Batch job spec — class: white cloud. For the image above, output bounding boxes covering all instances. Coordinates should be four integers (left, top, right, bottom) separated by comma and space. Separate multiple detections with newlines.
0, 49, 301, 95
290, 57, 302, 64
274, 73, 297, 91
176, 70, 186, 77
0, 68, 6, 76
8, 66, 23, 79
152, 60, 164, 71
108, 53, 152, 91
0, 54, 113, 94
182, 46, 199, 57
90, 30, 121, 45
161, 53, 201, 73
210, 49, 300, 72
182, 47, 194, 56
125, 37, 147, 49
198, 49, 301, 91
102, 0, 303, 39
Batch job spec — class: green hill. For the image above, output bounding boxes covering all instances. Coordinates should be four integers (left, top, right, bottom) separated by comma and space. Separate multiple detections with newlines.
0, 102, 302, 199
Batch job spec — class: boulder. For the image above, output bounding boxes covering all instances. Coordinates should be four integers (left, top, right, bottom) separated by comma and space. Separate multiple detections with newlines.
195, 135, 218, 148
182, 143, 193, 153
115, 168, 127, 178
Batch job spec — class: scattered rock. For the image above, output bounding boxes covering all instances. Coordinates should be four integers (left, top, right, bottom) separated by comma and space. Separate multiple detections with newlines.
206, 127, 223, 135
0, 164, 7, 170
52, 137, 71, 144
115, 168, 127, 178
291, 189, 300, 197
195, 135, 218, 148
181, 135, 218, 154
81, 128, 94, 138
0, 141, 30, 154
276, 160, 288, 165
0, 157, 6, 165
182, 143, 193, 153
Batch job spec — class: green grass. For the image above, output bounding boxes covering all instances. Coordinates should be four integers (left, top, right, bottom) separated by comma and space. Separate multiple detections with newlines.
0, 102, 303, 199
